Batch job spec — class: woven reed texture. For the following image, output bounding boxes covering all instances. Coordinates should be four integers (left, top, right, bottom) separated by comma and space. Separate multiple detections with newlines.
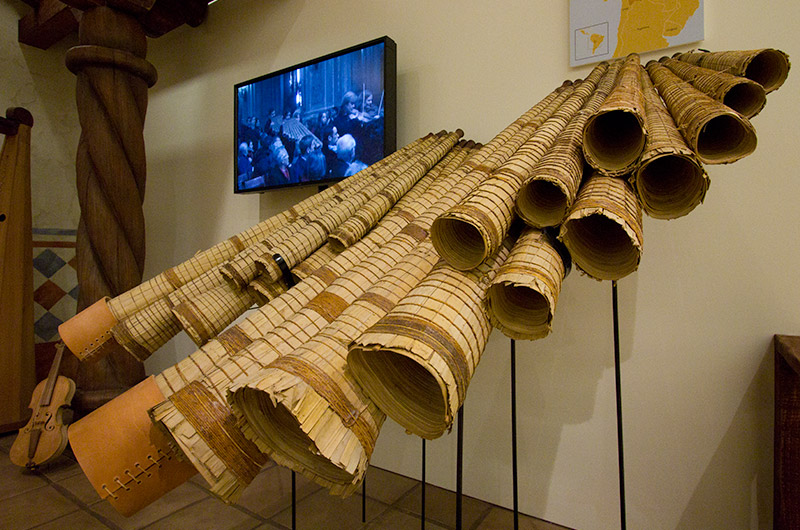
675, 48, 790, 93
147, 137, 486, 499
251, 131, 462, 287
432, 63, 610, 272
646, 60, 757, 165
329, 139, 473, 252
582, 54, 647, 176
349, 238, 513, 439
634, 67, 709, 220
219, 133, 439, 289
559, 172, 643, 281
228, 240, 442, 495
292, 243, 340, 281
487, 227, 565, 340
661, 57, 766, 118
112, 297, 181, 362
172, 284, 256, 347
247, 276, 288, 306
102, 135, 425, 322
516, 60, 622, 228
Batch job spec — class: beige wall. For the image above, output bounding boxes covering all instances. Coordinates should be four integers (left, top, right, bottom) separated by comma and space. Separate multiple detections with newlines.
5, 0, 799, 528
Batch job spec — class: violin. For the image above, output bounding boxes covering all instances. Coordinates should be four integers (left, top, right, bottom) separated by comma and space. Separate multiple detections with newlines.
10, 342, 75, 469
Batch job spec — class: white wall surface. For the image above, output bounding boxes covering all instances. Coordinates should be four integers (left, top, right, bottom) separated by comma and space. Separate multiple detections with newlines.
5, 1, 799, 528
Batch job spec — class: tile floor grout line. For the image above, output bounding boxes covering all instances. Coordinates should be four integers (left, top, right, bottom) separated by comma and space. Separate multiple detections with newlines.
32, 470, 122, 530
465, 503, 493, 530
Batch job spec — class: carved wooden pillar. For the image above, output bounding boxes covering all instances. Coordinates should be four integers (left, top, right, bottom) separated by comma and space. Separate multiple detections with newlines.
63, 4, 157, 405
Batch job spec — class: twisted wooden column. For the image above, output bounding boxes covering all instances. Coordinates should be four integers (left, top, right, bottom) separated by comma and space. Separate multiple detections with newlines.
64, 5, 157, 399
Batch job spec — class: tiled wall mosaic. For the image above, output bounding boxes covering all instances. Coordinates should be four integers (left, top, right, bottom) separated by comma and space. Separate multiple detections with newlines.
32, 229, 78, 343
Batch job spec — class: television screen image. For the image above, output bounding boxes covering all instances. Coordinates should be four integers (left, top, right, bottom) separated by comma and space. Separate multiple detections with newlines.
234, 36, 397, 193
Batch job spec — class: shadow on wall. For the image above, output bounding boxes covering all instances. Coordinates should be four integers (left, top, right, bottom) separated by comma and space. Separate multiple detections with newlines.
676, 339, 774, 529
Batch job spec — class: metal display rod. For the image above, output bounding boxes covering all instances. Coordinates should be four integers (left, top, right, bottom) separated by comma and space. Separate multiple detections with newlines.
612, 281, 628, 530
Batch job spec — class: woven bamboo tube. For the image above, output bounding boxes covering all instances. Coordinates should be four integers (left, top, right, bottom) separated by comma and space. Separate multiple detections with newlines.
147, 138, 483, 500
58, 138, 428, 363
559, 172, 643, 281
634, 67, 709, 220
674, 48, 790, 93
172, 284, 256, 347
431, 63, 610, 271
645, 60, 757, 165
221, 133, 447, 289
582, 54, 647, 176
516, 60, 622, 228
229, 240, 442, 495
660, 57, 766, 118
147, 88, 563, 498
250, 131, 462, 288
292, 243, 339, 281
329, 139, 477, 252
155, 142, 480, 401
486, 227, 567, 340
349, 238, 513, 439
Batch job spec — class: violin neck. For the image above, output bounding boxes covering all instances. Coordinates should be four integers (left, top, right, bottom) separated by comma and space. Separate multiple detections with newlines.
39, 343, 65, 408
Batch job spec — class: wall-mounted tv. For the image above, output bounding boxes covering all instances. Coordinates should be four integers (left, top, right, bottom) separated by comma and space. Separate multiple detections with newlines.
234, 36, 397, 193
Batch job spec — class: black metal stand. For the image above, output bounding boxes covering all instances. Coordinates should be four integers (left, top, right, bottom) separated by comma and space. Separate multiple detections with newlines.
612, 281, 627, 530
456, 407, 464, 530
362, 475, 367, 523
511, 339, 520, 530
291, 470, 297, 530
421, 438, 427, 530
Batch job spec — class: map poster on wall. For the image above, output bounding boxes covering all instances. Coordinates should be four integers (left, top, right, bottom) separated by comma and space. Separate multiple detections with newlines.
569, 0, 704, 67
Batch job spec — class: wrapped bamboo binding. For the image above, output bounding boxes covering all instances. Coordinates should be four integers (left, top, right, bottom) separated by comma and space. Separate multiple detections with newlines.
515, 60, 622, 228
660, 57, 766, 118
633, 67, 709, 220
486, 226, 569, 340
674, 48, 790, 93
645, 60, 757, 165
559, 172, 643, 281
349, 237, 513, 439
431, 62, 610, 272
582, 54, 647, 176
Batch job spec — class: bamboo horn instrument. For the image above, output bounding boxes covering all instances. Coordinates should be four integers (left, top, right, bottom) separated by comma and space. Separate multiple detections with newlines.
673, 48, 790, 93
633, 66, 709, 220
57, 140, 419, 363
431, 62, 610, 271
348, 236, 514, 439
486, 226, 570, 340
147, 84, 567, 501
582, 54, 647, 176
559, 171, 643, 281
222, 133, 451, 289
149, 141, 478, 501
645, 60, 757, 165
515, 60, 622, 228
660, 56, 766, 118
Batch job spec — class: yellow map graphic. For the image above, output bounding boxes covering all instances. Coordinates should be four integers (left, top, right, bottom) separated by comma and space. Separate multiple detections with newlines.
614, 0, 700, 57
580, 29, 606, 54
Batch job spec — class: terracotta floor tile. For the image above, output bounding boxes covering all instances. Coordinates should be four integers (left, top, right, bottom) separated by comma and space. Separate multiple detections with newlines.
474, 507, 574, 530
271, 488, 389, 529
32, 509, 114, 530
395, 483, 492, 529
57, 469, 104, 505
235, 463, 320, 518
88, 481, 209, 530
0, 485, 80, 530
144, 497, 260, 530
363, 466, 418, 505
0, 453, 50, 500
366, 507, 449, 529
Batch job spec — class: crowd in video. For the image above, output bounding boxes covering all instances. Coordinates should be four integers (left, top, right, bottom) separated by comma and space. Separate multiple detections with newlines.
237, 89, 384, 191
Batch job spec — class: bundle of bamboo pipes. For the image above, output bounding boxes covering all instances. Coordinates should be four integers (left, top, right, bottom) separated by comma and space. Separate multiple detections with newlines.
56, 47, 789, 516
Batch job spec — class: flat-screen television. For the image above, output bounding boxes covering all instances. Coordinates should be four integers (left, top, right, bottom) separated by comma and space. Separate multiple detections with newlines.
234, 36, 397, 193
